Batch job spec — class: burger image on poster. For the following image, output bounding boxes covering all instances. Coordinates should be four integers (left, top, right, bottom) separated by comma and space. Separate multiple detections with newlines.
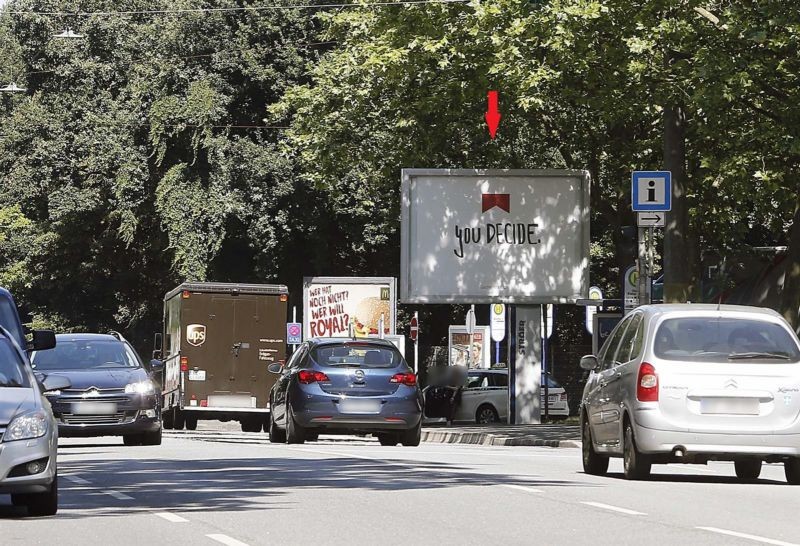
353, 297, 391, 336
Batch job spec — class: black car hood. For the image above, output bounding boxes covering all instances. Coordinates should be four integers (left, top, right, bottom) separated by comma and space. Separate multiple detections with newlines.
43, 368, 147, 390
0, 388, 36, 426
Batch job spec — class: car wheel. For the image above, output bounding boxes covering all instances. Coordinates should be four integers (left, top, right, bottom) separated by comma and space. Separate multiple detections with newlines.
286, 403, 305, 444
475, 404, 499, 424
581, 416, 609, 476
734, 459, 762, 481
269, 410, 286, 444
378, 433, 399, 446
623, 421, 651, 480
123, 434, 143, 446
23, 474, 58, 517
185, 415, 198, 431
401, 420, 422, 447
785, 458, 800, 484
142, 427, 162, 446
173, 409, 185, 430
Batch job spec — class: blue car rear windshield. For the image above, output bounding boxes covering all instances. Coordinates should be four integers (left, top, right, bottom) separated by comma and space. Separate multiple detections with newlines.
310, 343, 402, 368
654, 317, 800, 362
32, 340, 141, 370
0, 338, 29, 387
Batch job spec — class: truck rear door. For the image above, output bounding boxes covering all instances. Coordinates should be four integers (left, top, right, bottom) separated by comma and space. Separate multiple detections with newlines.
182, 293, 285, 410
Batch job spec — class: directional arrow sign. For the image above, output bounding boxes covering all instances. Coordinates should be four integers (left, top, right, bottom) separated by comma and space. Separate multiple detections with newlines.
637, 212, 665, 228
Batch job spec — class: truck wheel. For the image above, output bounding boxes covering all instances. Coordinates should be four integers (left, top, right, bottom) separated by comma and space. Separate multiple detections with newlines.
241, 416, 262, 433
23, 474, 58, 517
286, 404, 305, 444
173, 409, 185, 430
185, 415, 198, 431
269, 410, 286, 443
162, 408, 174, 430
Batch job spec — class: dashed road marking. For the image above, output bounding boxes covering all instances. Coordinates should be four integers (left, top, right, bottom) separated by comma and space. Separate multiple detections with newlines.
580, 502, 646, 516
500, 484, 544, 494
696, 527, 798, 546
64, 475, 90, 485
102, 490, 133, 501
207, 534, 250, 546
155, 512, 189, 523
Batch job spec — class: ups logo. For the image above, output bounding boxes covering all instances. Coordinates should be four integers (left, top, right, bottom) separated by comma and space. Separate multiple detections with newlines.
186, 324, 207, 347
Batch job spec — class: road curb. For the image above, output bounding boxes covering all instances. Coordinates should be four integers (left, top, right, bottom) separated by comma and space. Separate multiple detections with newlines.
421, 429, 580, 448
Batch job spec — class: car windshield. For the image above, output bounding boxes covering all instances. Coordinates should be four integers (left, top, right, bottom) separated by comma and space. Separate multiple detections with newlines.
0, 338, 29, 387
654, 317, 800, 362
0, 298, 25, 348
310, 343, 402, 368
32, 339, 141, 370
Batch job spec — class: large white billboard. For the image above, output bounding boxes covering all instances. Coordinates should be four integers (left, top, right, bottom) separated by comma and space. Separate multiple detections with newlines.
303, 277, 396, 338
400, 169, 590, 303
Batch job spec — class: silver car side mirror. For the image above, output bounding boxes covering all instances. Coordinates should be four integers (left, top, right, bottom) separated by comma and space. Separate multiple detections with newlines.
579, 355, 599, 371
267, 363, 283, 374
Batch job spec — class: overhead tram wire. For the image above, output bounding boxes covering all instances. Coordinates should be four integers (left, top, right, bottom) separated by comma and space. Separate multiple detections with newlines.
6, 0, 471, 17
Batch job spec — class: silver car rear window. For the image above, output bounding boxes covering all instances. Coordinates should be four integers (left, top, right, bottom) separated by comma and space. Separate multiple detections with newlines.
310, 343, 402, 368
654, 317, 800, 362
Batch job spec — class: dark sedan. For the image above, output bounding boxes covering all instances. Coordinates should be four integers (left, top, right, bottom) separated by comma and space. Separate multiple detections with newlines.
268, 338, 423, 446
31, 333, 162, 446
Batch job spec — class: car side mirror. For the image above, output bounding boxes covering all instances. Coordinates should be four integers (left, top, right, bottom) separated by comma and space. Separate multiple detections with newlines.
149, 359, 165, 373
42, 374, 71, 392
30, 330, 57, 351
267, 363, 282, 374
579, 355, 599, 371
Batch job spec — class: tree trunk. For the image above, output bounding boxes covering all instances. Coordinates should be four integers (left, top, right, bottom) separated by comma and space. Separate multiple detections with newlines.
780, 185, 800, 331
662, 103, 694, 302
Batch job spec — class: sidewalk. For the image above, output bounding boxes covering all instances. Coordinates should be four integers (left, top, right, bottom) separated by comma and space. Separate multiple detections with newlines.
421, 423, 581, 448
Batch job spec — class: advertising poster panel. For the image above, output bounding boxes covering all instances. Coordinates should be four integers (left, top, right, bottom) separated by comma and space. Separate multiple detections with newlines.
400, 169, 590, 303
448, 326, 491, 369
303, 277, 396, 339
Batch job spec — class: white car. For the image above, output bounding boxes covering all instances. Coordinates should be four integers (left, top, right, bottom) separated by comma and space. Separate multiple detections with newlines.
451, 369, 570, 424
580, 304, 800, 483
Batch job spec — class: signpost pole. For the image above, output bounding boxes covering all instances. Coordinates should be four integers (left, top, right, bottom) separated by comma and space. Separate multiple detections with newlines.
292, 306, 298, 353
413, 312, 419, 375
542, 305, 549, 422
637, 227, 649, 306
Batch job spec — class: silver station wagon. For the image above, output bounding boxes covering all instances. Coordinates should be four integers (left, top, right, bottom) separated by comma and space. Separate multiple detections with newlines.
579, 304, 800, 483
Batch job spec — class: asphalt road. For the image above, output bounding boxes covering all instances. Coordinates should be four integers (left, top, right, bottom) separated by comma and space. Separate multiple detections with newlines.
2, 426, 799, 546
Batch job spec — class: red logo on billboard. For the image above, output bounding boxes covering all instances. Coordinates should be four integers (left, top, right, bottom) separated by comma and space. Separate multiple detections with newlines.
481, 193, 510, 213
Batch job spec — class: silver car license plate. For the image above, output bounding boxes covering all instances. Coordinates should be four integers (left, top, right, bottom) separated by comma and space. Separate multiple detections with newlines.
338, 399, 381, 414
72, 402, 117, 415
700, 398, 758, 415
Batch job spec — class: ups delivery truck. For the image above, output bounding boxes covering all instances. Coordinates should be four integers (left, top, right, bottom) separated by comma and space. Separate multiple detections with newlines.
156, 282, 288, 432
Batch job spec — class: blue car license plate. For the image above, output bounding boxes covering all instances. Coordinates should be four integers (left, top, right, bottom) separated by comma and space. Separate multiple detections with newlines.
338, 399, 381, 414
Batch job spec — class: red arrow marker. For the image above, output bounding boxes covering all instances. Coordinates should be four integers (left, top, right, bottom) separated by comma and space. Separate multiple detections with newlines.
485, 90, 501, 139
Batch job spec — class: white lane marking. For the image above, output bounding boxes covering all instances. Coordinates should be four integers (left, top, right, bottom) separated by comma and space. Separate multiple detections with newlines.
580, 502, 646, 516
65, 475, 90, 485
207, 534, 250, 546
155, 512, 189, 523
697, 527, 799, 546
103, 490, 133, 500
501, 484, 544, 494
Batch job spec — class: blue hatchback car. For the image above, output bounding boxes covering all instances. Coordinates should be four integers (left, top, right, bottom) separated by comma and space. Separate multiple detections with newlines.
267, 338, 423, 446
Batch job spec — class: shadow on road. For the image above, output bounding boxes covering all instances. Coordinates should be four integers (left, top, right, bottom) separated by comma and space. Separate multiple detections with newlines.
2, 447, 590, 519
